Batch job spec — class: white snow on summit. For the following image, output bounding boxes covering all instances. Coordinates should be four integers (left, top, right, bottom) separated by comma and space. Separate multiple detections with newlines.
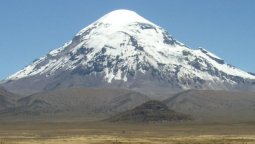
77, 9, 156, 36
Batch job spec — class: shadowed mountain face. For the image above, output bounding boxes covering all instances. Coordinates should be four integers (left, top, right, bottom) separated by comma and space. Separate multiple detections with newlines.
1, 9, 255, 96
0, 88, 149, 120
0, 87, 17, 110
106, 100, 192, 123
164, 90, 255, 122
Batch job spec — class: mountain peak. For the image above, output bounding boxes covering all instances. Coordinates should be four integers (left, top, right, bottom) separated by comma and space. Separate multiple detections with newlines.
97, 9, 153, 26
75, 9, 155, 36
103, 9, 139, 18
3, 10, 255, 95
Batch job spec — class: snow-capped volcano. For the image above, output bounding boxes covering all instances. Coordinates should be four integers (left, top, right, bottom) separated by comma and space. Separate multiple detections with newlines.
3, 9, 255, 95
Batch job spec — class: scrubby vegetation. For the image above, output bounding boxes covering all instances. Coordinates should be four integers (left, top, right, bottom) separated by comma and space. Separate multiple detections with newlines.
0, 121, 255, 144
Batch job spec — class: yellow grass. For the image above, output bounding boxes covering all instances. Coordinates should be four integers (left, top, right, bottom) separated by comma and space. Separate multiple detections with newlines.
0, 121, 255, 144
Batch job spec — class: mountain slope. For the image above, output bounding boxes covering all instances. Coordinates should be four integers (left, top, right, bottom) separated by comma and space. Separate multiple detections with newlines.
106, 100, 192, 123
2, 9, 255, 95
0, 87, 17, 110
164, 90, 255, 122
0, 88, 149, 120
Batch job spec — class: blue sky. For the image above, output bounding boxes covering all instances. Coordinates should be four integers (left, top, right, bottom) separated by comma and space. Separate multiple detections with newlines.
0, 0, 255, 80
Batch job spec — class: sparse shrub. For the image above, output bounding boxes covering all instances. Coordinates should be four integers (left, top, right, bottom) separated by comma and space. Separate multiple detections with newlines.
0, 139, 6, 144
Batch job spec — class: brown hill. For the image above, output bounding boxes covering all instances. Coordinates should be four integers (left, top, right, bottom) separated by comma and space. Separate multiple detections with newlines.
106, 100, 192, 123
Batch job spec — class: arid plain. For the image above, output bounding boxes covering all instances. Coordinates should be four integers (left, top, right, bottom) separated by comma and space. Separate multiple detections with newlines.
1, 121, 255, 144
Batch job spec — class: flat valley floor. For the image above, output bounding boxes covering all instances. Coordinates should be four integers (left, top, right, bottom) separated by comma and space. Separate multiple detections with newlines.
0, 121, 255, 144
